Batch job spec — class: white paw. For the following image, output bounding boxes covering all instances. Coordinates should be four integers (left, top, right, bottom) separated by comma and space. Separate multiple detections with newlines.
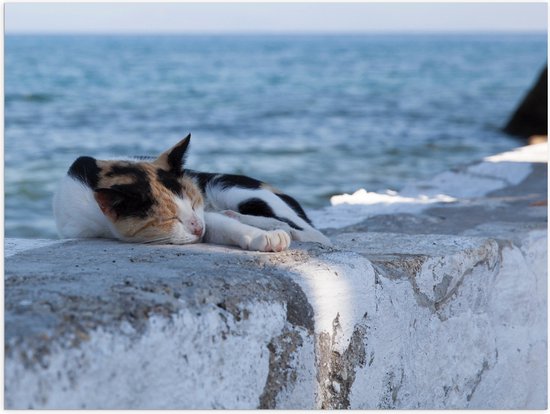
245, 230, 291, 252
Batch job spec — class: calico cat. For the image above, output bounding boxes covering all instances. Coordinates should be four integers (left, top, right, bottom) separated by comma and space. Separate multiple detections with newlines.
53, 134, 331, 252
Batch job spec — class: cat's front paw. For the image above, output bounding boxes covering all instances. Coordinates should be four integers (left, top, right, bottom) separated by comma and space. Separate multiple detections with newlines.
245, 230, 291, 252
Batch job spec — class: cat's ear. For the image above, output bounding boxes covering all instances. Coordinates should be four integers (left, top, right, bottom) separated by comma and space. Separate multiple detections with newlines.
68, 156, 100, 188
153, 134, 191, 174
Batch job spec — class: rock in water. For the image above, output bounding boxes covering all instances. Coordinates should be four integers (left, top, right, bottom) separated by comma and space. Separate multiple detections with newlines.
504, 66, 547, 139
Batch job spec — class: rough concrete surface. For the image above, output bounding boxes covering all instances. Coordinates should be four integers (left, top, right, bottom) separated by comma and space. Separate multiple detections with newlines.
4, 143, 547, 409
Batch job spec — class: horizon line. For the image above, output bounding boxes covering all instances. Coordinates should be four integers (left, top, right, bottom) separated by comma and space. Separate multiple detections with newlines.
5, 29, 548, 36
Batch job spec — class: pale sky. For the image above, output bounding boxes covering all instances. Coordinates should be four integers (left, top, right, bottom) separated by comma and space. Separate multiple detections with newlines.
4, 3, 548, 34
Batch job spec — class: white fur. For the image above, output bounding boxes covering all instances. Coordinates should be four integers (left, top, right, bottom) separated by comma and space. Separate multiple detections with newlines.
170, 197, 205, 244
53, 175, 113, 239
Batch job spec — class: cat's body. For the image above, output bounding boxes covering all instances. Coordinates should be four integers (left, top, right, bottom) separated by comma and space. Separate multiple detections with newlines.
53, 135, 330, 252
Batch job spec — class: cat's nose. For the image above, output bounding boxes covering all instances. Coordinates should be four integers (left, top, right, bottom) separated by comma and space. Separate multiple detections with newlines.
189, 218, 203, 237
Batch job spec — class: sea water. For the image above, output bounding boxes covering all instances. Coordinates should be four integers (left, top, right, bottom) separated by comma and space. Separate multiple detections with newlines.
4, 34, 547, 238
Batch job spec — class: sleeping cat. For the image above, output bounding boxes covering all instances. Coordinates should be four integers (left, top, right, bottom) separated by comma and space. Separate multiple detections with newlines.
53, 134, 331, 252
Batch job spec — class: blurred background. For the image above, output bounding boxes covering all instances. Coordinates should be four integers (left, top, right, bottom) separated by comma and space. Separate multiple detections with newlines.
4, 3, 548, 238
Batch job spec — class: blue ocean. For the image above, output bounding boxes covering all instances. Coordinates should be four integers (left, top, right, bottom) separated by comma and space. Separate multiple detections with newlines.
4, 34, 547, 238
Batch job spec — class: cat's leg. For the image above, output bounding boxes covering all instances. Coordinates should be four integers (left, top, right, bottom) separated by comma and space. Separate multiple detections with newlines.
203, 211, 291, 252
220, 210, 294, 232
207, 185, 332, 245
221, 210, 332, 246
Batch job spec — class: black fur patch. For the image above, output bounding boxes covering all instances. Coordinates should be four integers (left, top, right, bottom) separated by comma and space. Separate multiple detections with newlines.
184, 170, 217, 193
216, 174, 263, 190
105, 164, 155, 218
238, 198, 304, 231
107, 188, 154, 218
68, 156, 100, 188
238, 198, 275, 217
157, 169, 182, 195
185, 170, 263, 192
275, 193, 313, 225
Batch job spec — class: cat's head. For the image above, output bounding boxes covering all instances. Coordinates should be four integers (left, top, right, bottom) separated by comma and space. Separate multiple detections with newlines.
69, 134, 205, 244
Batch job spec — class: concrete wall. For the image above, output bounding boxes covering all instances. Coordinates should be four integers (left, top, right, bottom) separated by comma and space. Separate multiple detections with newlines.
4, 144, 547, 409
